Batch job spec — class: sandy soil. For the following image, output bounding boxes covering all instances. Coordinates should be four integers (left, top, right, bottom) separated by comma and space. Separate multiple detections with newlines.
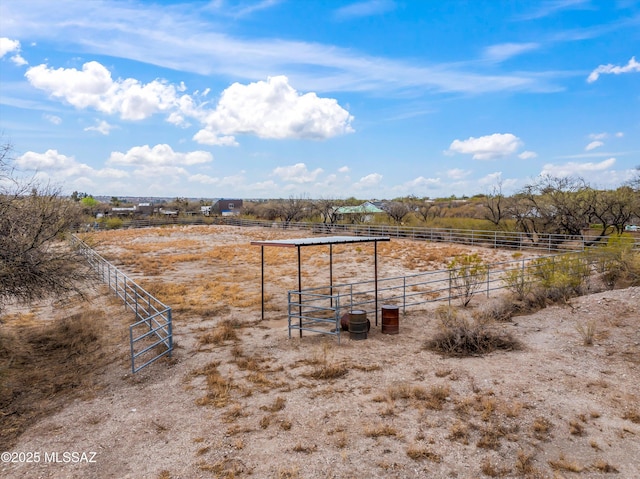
2, 225, 639, 479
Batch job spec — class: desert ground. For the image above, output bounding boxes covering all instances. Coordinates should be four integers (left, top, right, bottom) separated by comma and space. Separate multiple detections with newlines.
2, 225, 639, 479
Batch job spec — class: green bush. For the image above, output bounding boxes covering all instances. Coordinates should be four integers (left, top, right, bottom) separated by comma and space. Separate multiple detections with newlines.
503, 264, 534, 301
530, 254, 590, 301
447, 253, 488, 307
587, 235, 638, 289
104, 217, 124, 230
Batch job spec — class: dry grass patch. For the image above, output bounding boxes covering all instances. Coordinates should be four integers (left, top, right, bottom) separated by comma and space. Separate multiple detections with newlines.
292, 443, 317, 454
448, 420, 470, 444
364, 423, 399, 438
415, 384, 451, 410
592, 459, 619, 473
622, 409, 640, 424
197, 458, 248, 477
532, 416, 552, 440
261, 396, 286, 412
481, 457, 511, 477
199, 319, 242, 345
303, 363, 348, 380
406, 444, 441, 462
277, 466, 300, 478
514, 449, 540, 476
0, 308, 117, 449
548, 453, 584, 473
192, 362, 234, 408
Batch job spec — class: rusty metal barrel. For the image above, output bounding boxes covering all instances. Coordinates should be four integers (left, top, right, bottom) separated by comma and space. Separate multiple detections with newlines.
349, 310, 368, 340
381, 305, 399, 335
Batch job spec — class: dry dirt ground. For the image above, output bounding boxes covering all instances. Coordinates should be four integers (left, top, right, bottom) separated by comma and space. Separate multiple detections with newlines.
2, 225, 639, 479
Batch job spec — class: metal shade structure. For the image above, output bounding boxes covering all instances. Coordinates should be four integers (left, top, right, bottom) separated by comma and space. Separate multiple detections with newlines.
250, 235, 391, 330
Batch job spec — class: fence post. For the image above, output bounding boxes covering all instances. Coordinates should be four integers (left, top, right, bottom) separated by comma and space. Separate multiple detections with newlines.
486, 264, 490, 298
403, 277, 407, 313
167, 309, 173, 355
448, 270, 452, 308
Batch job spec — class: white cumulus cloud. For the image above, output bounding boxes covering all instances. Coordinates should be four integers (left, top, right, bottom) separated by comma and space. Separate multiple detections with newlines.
446, 168, 471, 180
585, 140, 604, 151
193, 76, 354, 146
272, 163, 324, 184
540, 158, 616, 177
84, 120, 116, 135
587, 56, 640, 83
107, 144, 213, 167
25, 61, 186, 120
404, 176, 441, 189
447, 133, 523, 160
0, 37, 20, 57
0, 37, 27, 66
42, 113, 62, 125
16, 149, 128, 179
353, 172, 383, 189
518, 150, 537, 160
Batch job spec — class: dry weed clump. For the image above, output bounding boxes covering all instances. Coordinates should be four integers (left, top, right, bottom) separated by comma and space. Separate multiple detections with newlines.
548, 453, 584, 473
191, 362, 234, 408
575, 319, 597, 345
364, 423, 399, 438
199, 319, 242, 345
592, 459, 619, 473
622, 409, 640, 424
405, 444, 441, 462
424, 306, 522, 357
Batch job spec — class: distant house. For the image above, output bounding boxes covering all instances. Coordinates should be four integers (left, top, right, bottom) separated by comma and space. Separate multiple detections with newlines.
334, 201, 385, 223
211, 199, 243, 216
136, 203, 153, 216
110, 206, 137, 216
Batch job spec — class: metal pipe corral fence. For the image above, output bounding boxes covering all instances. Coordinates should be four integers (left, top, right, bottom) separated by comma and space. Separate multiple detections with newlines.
70, 235, 173, 373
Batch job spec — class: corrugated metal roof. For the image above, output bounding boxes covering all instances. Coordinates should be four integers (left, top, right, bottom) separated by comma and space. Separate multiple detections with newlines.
334, 204, 385, 214
251, 235, 390, 247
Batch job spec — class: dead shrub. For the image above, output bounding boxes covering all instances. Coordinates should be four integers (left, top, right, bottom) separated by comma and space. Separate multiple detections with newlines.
424, 312, 521, 357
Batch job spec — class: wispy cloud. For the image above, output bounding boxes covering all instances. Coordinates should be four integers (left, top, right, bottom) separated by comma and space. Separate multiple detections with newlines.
516, 0, 591, 21
587, 56, 640, 83
334, 0, 396, 20
207, 0, 284, 18
1, 0, 555, 96
483, 42, 540, 62
585, 140, 604, 151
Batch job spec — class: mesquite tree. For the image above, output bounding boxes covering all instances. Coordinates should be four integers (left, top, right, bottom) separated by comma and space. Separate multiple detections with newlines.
0, 142, 91, 313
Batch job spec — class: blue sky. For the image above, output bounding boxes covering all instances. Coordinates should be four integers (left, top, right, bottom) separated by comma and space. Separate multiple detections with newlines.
1, 0, 639, 199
